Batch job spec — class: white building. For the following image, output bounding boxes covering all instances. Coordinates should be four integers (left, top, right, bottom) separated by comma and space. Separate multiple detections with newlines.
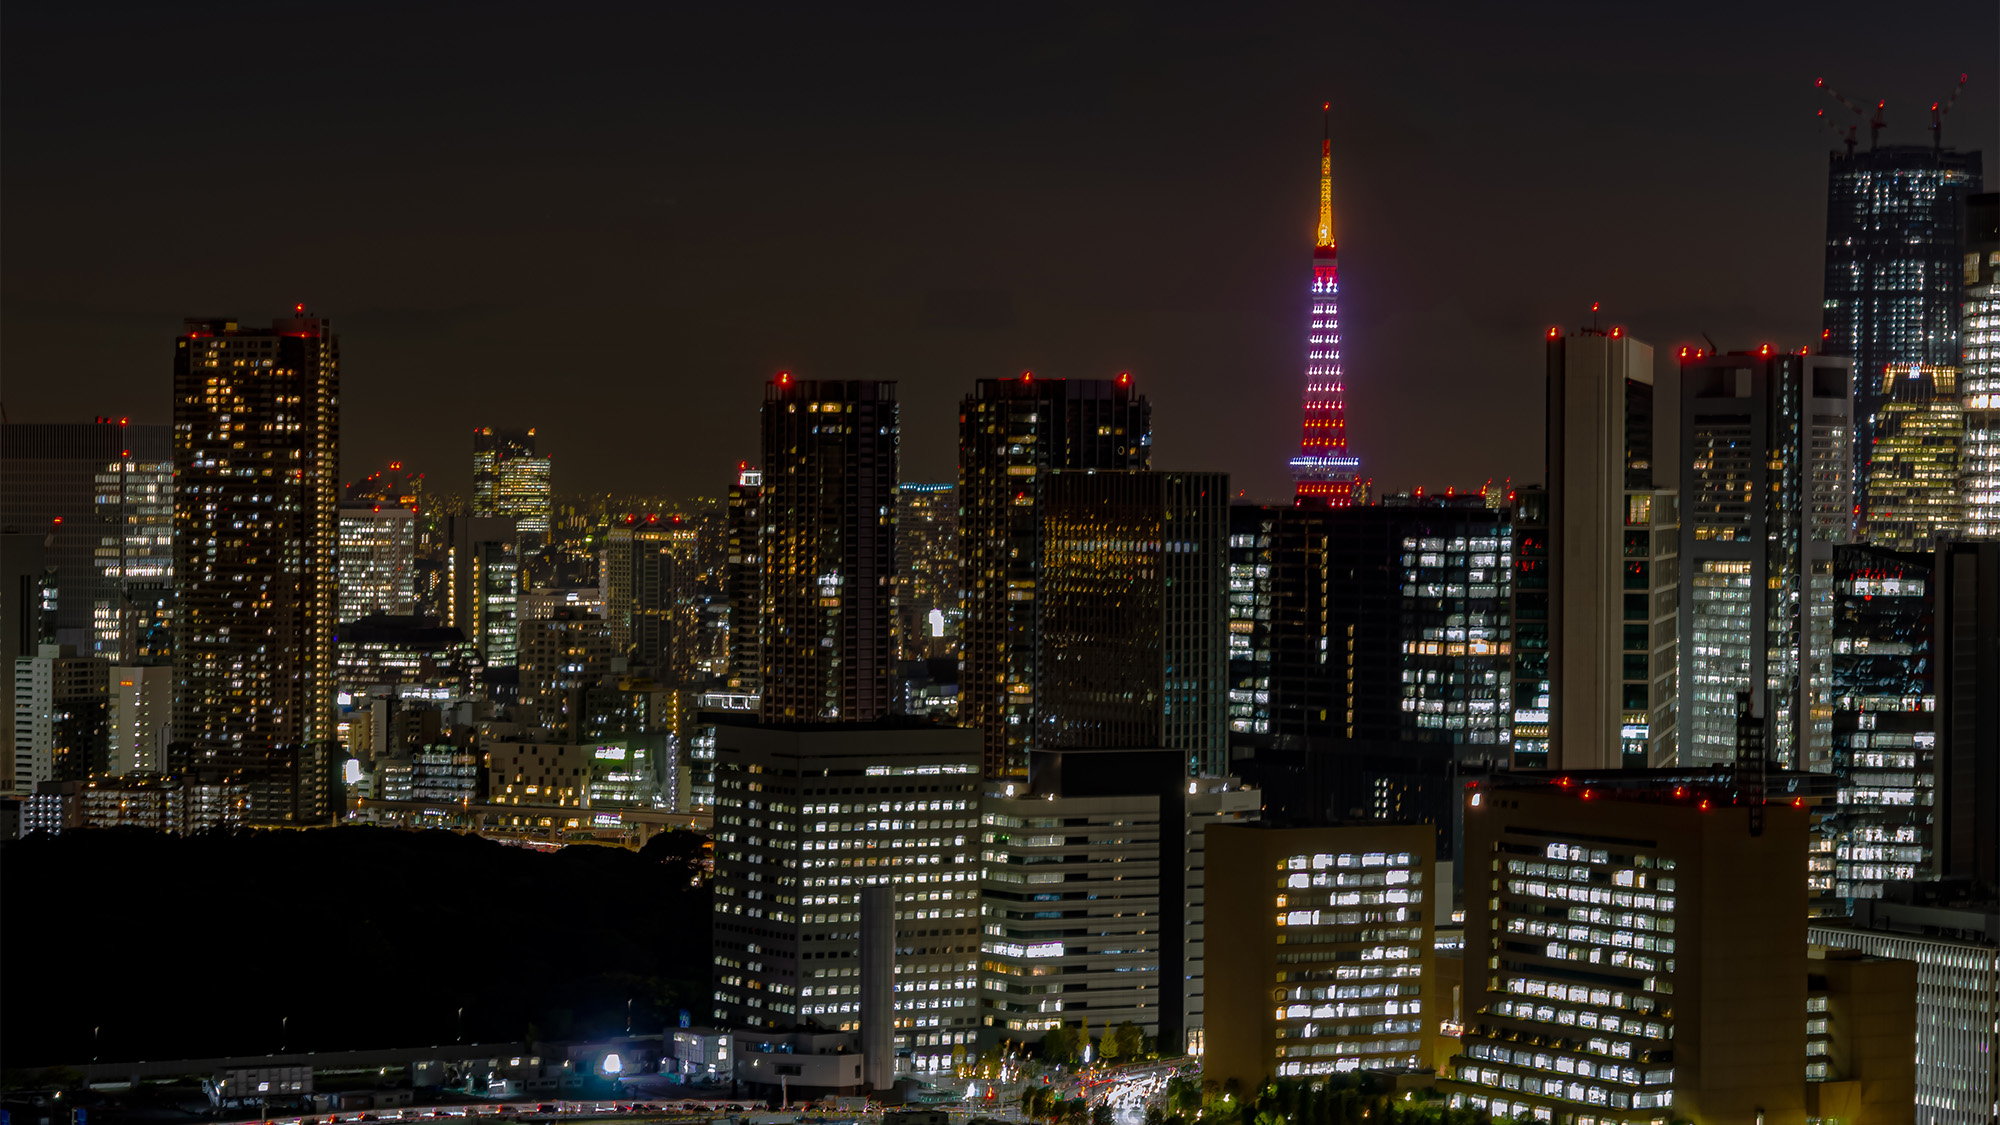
711, 723, 983, 1071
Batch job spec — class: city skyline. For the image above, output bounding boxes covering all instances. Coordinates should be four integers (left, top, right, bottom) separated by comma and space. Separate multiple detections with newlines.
4, 4, 1996, 502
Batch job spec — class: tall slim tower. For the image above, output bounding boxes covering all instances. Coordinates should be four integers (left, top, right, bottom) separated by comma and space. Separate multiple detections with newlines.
171, 309, 339, 825
1545, 328, 1679, 770
1290, 105, 1360, 507
757, 376, 898, 723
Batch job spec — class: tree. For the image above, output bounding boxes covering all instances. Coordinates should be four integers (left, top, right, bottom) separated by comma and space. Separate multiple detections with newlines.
1041, 1025, 1078, 1066
637, 829, 709, 887
1091, 1104, 1114, 1125
1111, 1021, 1146, 1061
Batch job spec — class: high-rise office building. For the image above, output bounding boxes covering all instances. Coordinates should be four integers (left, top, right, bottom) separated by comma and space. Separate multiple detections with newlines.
1830, 544, 1937, 902
1036, 470, 1229, 775
724, 463, 763, 695
1204, 822, 1436, 1088
1865, 362, 1964, 549
959, 374, 1151, 778
0, 421, 174, 660
337, 503, 418, 623
896, 483, 959, 663
1290, 107, 1362, 507
757, 377, 898, 723
710, 722, 983, 1064
1227, 497, 1517, 764
1448, 777, 1822, 1122
472, 427, 553, 541
171, 310, 339, 825
1823, 142, 1982, 503
1677, 349, 1854, 771
1962, 193, 2000, 537
1544, 330, 1679, 770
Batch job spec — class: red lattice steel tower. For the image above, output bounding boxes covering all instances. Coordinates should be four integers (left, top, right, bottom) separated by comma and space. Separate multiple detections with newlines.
1290, 103, 1360, 507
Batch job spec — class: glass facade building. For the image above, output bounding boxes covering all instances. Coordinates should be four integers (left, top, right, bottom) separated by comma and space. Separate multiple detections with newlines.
471, 427, 552, 540
1036, 470, 1230, 775
1865, 363, 1964, 549
957, 375, 1151, 778
1676, 351, 1853, 771
1830, 544, 1936, 902
1822, 144, 1981, 505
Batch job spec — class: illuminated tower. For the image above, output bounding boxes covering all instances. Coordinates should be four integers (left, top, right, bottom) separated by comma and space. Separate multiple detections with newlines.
1289, 104, 1360, 507
171, 309, 339, 825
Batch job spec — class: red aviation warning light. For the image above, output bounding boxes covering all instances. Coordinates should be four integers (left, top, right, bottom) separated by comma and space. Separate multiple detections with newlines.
1548, 326, 1561, 338
777, 371, 791, 387
1117, 371, 1130, 386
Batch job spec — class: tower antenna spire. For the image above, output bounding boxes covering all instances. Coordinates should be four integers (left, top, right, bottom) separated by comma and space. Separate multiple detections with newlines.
1291, 103, 1360, 507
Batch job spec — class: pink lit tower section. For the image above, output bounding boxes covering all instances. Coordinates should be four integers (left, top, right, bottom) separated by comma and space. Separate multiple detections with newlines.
1289, 103, 1360, 508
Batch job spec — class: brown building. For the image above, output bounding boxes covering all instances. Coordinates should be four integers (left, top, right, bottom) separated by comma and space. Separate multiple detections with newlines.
1445, 776, 1915, 1125
1204, 821, 1437, 1092
1805, 950, 1917, 1124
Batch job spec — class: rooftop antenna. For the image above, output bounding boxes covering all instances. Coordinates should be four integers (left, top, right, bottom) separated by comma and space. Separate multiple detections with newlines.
1590, 301, 1600, 333
1814, 77, 1863, 156
1869, 98, 1887, 149
1932, 73, 1969, 151
1701, 330, 1720, 354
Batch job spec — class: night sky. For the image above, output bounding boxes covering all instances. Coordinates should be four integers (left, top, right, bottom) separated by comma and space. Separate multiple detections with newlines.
4, 2, 1995, 503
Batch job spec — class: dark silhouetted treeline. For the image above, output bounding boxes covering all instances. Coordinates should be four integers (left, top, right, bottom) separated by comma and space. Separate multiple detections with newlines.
2, 826, 710, 1067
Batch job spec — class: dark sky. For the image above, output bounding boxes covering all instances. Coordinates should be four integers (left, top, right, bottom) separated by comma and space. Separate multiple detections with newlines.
4, 2, 1995, 504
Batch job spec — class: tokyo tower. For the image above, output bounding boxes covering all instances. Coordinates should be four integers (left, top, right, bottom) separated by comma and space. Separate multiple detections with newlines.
1289, 103, 1360, 507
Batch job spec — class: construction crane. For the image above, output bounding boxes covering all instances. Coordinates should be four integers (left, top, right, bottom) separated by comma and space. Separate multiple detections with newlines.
1932, 72, 1969, 150
1816, 77, 1889, 149
1815, 77, 1864, 154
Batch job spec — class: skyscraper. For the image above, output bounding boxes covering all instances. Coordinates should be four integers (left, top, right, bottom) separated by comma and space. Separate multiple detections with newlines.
958, 374, 1151, 778
171, 309, 339, 825
1961, 193, 2000, 537
1544, 329, 1679, 770
758, 376, 898, 723
0, 421, 174, 660
472, 427, 552, 542
1822, 142, 1982, 503
1676, 348, 1853, 771
1036, 469, 1229, 774
1290, 105, 1361, 508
